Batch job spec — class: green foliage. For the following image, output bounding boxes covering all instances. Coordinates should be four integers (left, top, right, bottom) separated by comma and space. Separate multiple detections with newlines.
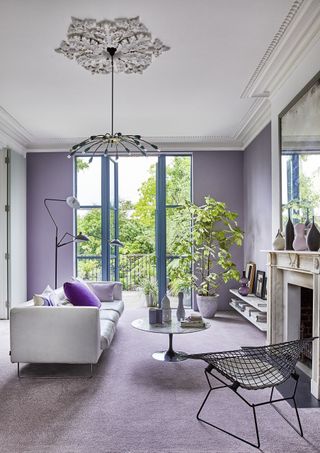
76, 156, 192, 287
169, 196, 243, 296
140, 277, 158, 297
77, 158, 90, 171
77, 209, 102, 256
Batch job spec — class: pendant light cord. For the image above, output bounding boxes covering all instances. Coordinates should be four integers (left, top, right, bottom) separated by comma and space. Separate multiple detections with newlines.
111, 53, 114, 136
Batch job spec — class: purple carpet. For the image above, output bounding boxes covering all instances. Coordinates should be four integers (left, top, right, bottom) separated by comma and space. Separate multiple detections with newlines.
0, 308, 320, 452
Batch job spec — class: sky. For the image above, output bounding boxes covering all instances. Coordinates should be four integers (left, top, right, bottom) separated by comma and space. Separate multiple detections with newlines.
76, 156, 157, 206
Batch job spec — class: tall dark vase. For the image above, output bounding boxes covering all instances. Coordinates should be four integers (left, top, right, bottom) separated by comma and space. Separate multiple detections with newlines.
307, 217, 320, 251
285, 209, 294, 250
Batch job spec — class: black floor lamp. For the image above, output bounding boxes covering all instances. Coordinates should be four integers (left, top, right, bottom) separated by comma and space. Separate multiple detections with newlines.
44, 196, 89, 289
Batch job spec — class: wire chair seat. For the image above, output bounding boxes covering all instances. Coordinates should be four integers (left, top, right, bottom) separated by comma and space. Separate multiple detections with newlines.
188, 338, 313, 390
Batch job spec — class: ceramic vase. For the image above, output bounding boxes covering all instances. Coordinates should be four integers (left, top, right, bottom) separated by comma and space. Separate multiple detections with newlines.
176, 292, 185, 321
196, 295, 219, 318
307, 217, 320, 251
161, 294, 171, 322
273, 229, 285, 250
293, 223, 308, 251
285, 209, 294, 250
238, 271, 250, 296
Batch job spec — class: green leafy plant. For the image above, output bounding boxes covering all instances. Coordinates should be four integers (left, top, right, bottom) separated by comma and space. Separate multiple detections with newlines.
140, 277, 158, 305
170, 196, 243, 296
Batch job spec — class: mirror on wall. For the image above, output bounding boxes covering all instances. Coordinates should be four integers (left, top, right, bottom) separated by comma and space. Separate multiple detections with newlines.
280, 71, 320, 228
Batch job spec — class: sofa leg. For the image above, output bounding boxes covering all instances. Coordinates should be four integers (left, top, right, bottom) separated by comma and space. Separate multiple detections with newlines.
17, 362, 94, 379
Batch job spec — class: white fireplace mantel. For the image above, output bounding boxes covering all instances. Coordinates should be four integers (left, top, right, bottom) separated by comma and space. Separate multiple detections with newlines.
265, 250, 320, 399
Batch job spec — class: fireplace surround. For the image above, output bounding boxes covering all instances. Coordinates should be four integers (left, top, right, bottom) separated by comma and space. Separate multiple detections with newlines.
266, 251, 320, 399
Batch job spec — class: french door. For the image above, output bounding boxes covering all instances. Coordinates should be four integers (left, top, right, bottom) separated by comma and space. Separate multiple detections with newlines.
76, 154, 192, 303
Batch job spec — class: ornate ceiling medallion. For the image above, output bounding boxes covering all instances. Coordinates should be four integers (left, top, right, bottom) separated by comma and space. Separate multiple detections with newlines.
55, 16, 170, 75
55, 16, 169, 159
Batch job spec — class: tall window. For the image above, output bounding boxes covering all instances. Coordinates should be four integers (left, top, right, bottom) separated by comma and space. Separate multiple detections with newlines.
76, 157, 102, 280
75, 155, 192, 305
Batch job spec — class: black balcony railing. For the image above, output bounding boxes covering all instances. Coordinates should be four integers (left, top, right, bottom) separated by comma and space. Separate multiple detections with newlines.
77, 253, 185, 291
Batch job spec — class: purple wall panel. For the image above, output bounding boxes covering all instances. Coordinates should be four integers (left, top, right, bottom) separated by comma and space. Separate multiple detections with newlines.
243, 123, 272, 272
193, 151, 244, 310
27, 153, 74, 298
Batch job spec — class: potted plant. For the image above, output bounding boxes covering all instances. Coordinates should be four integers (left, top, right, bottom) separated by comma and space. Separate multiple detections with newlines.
171, 196, 243, 318
140, 277, 158, 307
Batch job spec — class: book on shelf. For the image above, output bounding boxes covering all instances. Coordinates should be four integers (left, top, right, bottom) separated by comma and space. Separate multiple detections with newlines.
256, 315, 267, 323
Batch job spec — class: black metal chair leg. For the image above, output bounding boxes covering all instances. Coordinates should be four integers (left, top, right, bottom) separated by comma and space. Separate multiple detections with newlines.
196, 376, 261, 448
292, 396, 303, 437
196, 388, 212, 420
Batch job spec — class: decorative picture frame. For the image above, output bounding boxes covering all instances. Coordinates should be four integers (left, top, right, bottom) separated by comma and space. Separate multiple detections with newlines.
245, 262, 256, 294
255, 270, 266, 299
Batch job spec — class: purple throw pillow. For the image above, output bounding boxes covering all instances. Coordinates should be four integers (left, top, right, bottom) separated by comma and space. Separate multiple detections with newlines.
63, 281, 101, 308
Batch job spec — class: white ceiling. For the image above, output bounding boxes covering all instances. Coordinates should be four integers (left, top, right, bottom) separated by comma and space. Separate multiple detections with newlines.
0, 0, 315, 151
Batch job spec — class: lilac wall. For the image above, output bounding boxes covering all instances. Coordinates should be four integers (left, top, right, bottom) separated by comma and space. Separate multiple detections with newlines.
193, 151, 244, 310
243, 123, 272, 272
27, 153, 74, 298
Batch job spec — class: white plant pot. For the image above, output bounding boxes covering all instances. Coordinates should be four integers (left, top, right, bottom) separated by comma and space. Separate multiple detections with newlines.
145, 294, 154, 307
197, 295, 219, 318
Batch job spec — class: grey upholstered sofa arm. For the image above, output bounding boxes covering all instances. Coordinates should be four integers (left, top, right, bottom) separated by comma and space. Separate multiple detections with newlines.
86, 281, 123, 300
10, 306, 102, 364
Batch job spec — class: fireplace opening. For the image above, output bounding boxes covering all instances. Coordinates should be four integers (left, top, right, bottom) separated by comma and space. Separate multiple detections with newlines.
300, 287, 313, 368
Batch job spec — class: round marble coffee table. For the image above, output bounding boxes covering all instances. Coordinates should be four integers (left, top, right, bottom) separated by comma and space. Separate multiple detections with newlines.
131, 316, 211, 362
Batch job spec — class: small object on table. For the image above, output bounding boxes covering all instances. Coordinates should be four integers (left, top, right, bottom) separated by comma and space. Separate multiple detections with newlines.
238, 270, 249, 296
176, 291, 185, 321
181, 312, 205, 328
161, 294, 171, 322
156, 308, 163, 324
149, 308, 158, 324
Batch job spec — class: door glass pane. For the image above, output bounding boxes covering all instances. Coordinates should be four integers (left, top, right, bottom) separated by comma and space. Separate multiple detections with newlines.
165, 156, 192, 307
76, 157, 101, 206
76, 208, 102, 256
77, 258, 102, 280
166, 156, 191, 205
109, 160, 115, 208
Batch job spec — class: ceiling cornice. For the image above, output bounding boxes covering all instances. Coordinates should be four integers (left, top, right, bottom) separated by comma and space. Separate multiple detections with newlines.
27, 136, 244, 153
241, 0, 320, 99
0, 106, 32, 155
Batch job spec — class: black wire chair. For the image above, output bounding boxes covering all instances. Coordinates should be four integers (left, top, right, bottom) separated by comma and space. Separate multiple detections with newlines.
187, 338, 317, 449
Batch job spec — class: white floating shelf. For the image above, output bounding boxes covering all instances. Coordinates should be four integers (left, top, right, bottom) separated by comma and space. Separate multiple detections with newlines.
229, 289, 267, 313
229, 300, 267, 332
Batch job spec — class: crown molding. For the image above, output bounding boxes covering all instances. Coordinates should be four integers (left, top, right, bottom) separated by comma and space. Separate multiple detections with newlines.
0, 106, 32, 155
26, 135, 244, 153
241, 0, 320, 99
235, 98, 271, 149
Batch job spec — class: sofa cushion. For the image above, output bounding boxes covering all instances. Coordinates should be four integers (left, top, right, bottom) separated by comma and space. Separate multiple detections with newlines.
33, 285, 56, 306
64, 281, 101, 308
88, 282, 116, 302
100, 320, 117, 350
100, 300, 124, 315
99, 309, 120, 324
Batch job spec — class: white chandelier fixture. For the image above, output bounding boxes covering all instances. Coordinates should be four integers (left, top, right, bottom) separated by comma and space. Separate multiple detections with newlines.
55, 16, 170, 160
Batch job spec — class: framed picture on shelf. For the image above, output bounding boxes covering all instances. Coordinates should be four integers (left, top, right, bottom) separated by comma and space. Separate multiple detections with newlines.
245, 262, 256, 293
255, 270, 266, 299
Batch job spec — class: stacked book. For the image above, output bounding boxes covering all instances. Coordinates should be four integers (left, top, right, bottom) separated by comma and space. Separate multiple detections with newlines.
180, 313, 205, 328
255, 313, 267, 323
